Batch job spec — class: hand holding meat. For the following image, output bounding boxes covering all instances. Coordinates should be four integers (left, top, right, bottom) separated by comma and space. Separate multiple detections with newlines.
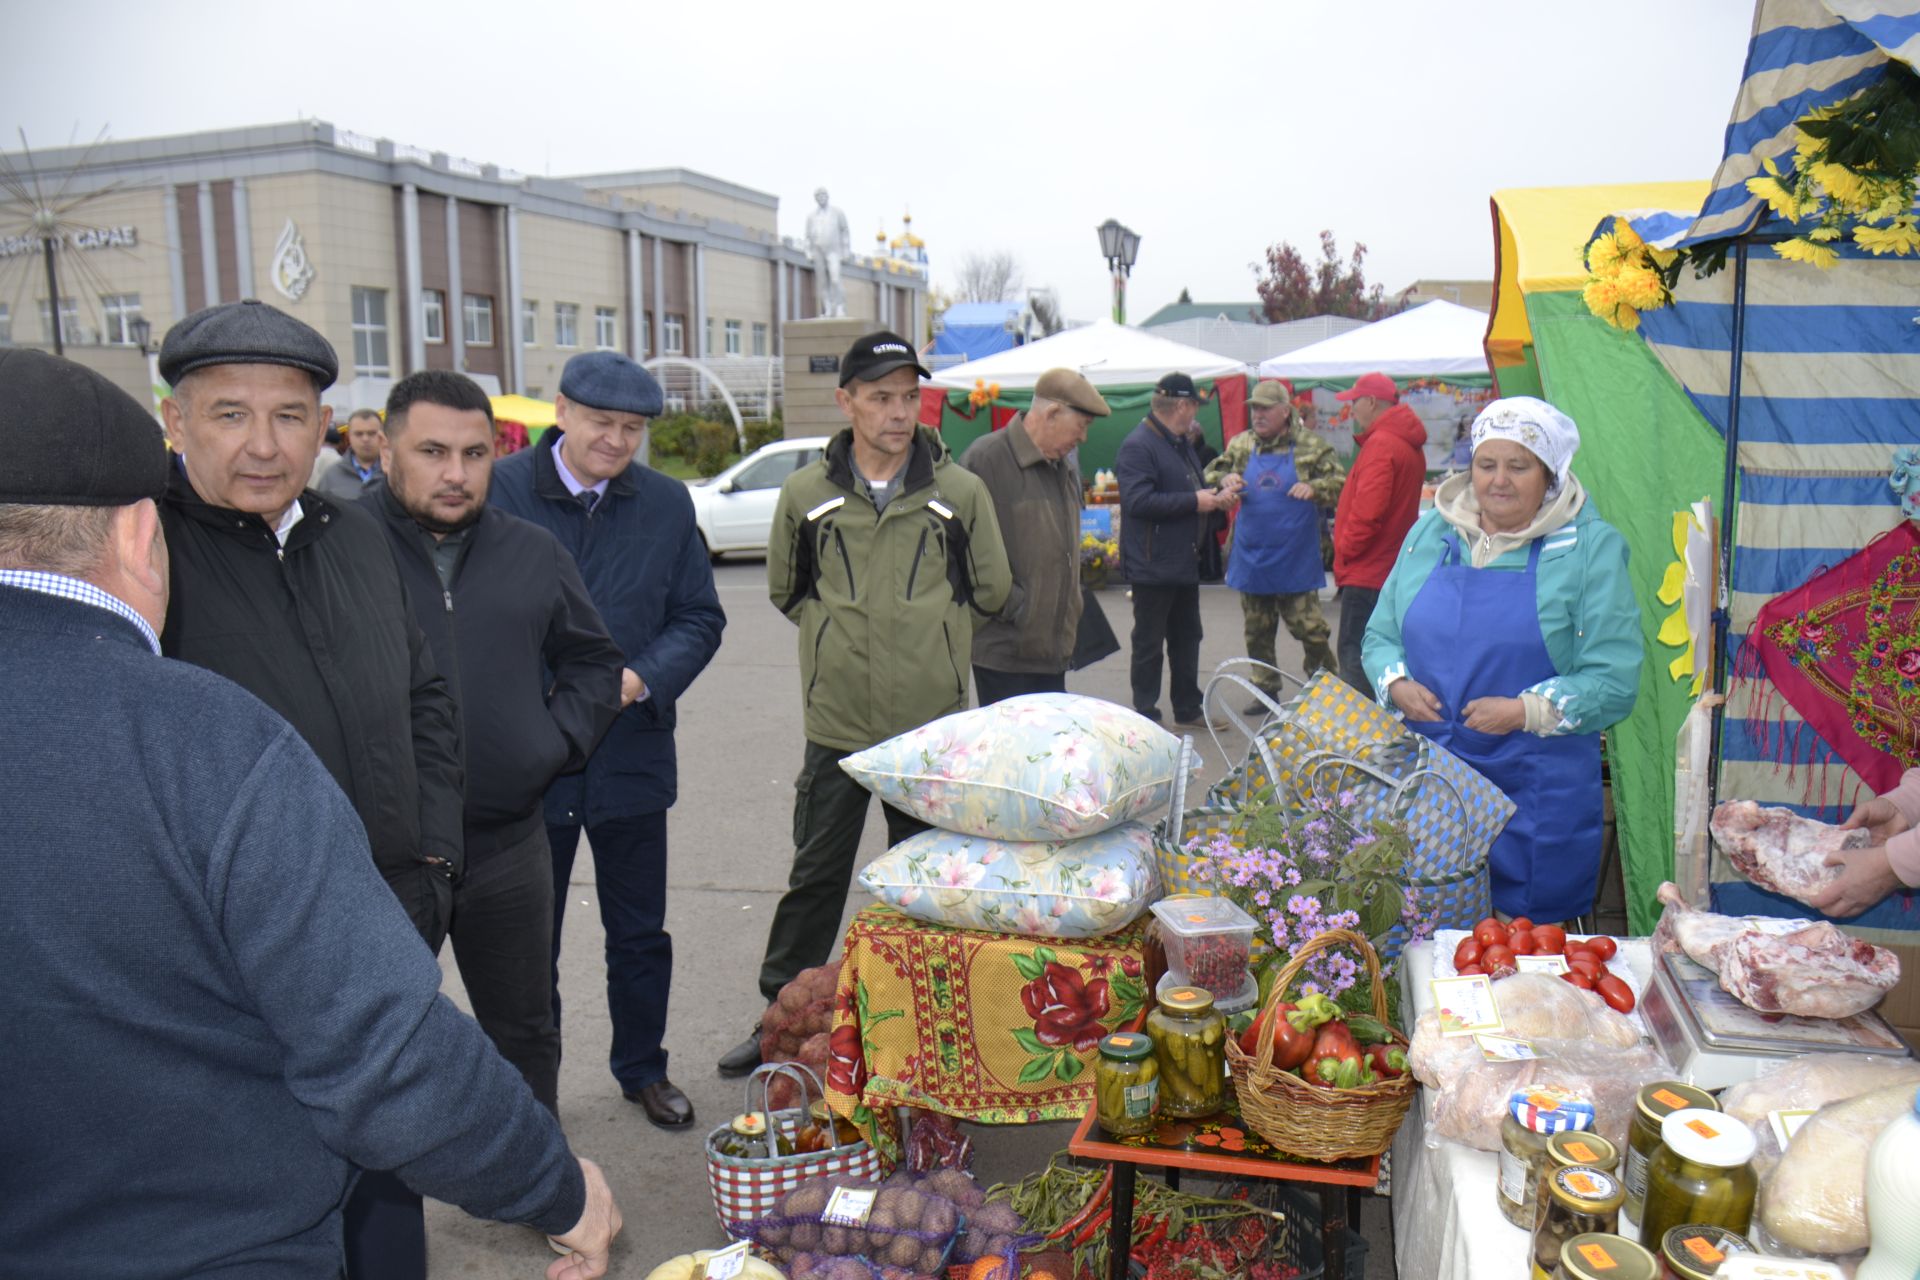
1710, 799, 1861, 904
1842, 793, 1913, 845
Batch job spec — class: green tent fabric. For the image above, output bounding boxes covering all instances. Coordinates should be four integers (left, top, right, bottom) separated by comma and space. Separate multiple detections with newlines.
934, 383, 1235, 476
1524, 291, 1727, 931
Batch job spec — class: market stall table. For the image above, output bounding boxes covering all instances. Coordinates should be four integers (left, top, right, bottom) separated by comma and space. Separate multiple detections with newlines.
825, 905, 1155, 1157
1388, 936, 1653, 1280
1067, 1103, 1376, 1280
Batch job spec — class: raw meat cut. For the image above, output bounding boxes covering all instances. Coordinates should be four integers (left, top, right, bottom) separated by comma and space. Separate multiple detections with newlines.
1710, 799, 1861, 904
1653, 881, 1771, 971
1718, 920, 1899, 1020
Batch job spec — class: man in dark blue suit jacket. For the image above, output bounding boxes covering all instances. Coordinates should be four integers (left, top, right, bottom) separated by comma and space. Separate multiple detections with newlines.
491, 351, 726, 1131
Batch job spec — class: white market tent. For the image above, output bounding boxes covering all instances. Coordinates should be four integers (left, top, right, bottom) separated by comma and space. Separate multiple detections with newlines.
927, 318, 1247, 389
1258, 299, 1491, 382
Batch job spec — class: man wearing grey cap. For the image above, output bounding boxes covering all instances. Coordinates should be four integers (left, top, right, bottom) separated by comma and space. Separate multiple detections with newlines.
0, 349, 622, 1279
491, 350, 726, 1132
960, 366, 1110, 704
155, 299, 466, 1278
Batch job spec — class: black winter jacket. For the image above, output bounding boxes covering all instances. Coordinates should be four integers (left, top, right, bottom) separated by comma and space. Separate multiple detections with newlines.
159, 463, 466, 886
372, 489, 624, 861
1116, 413, 1208, 586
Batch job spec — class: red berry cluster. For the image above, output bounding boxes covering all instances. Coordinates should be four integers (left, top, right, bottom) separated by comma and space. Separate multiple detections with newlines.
1129, 1212, 1303, 1280
1178, 933, 1250, 997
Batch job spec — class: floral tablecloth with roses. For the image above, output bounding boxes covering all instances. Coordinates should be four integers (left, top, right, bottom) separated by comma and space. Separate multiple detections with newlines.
823, 905, 1156, 1159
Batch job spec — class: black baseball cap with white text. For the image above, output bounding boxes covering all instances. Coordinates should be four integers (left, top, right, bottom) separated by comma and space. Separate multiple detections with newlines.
839, 330, 931, 387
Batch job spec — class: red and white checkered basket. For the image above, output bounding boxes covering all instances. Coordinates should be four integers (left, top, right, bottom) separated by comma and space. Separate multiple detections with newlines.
705, 1061, 889, 1237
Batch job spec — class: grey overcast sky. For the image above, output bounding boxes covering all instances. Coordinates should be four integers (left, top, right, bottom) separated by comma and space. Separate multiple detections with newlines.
6, 0, 1757, 321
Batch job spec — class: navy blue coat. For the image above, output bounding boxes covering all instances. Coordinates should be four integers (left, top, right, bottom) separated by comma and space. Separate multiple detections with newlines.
490, 434, 726, 823
0, 586, 583, 1275
1116, 413, 1207, 586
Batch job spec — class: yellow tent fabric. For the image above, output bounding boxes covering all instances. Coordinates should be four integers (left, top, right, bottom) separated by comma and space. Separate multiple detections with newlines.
1487, 182, 1709, 371
489, 394, 557, 428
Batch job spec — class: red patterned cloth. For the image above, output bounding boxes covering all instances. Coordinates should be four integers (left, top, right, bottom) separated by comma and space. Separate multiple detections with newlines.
1756, 521, 1920, 794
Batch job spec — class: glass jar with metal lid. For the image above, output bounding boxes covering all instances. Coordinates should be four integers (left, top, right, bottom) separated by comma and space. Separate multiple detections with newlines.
1537, 1131, 1622, 1227
1658, 1223, 1752, 1280
1500, 1086, 1598, 1229
1094, 1031, 1160, 1137
1624, 1082, 1718, 1226
1533, 1167, 1626, 1280
1553, 1233, 1659, 1280
1146, 986, 1227, 1118
1638, 1110, 1758, 1251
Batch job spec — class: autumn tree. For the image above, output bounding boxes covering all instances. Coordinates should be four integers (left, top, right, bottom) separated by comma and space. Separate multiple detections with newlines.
953, 250, 1024, 303
1251, 231, 1409, 323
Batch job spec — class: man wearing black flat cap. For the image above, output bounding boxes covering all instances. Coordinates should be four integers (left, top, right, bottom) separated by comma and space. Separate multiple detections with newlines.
155, 299, 466, 1280
0, 349, 622, 1279
1115, 371, 1237, 729
491, 350, 726, 1132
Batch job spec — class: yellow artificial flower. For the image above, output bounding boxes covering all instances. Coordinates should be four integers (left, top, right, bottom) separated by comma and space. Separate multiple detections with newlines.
1582, 277, 1641, 330
1614, 218, 1645, 251
1808, 223, 1843, 242
1794, 127, 1822, 165
1649, 246, 1680, 270
1745, 158, 1805, 221
1586, 232, 1627, 275
1776, 237, 1840, 268
1810, 161, 1873, 213
1616, 265, 1667, 311
1853, 219, 1920, 256
1868, 186, 1913, 222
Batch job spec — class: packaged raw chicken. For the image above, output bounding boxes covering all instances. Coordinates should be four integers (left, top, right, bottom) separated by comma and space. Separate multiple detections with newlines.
1759, 1080, 1917, 1255
1720, 1055, 1920, 1177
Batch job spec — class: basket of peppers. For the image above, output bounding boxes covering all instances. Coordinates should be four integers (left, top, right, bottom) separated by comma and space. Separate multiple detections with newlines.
1221, 927, 1414, 1161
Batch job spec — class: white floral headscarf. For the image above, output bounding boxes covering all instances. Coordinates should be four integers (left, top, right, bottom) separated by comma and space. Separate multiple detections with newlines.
1470, 396, 1581, 498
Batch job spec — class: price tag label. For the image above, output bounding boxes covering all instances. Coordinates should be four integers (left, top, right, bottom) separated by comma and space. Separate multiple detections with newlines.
1576, 1241, 1618, 1270
1768, 1108, 1815, 1150
1514, 954, 1570, 975
822, 1186, 876, 1227
1474, 1033, 1541, 1061
1686, 1118, 1721, 1141
703, 1242, 751, 1280
1431, 975, 1503, 1037
1682, 1235, 1726, 1265
1562, 1140, 1601, 1163
1651, 1087, 1691, 1110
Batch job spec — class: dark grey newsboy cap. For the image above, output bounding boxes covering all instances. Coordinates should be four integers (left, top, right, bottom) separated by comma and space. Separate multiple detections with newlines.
0, 347, 169, 505
560, 351, 664, 417
159, 299, 339, 389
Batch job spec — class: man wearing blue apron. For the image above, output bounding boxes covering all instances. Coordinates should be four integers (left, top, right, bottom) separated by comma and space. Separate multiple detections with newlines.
1207, 380, 1344, 710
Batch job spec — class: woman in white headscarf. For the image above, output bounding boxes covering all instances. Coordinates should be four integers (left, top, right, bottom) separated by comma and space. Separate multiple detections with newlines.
1363, 397, 1643, 924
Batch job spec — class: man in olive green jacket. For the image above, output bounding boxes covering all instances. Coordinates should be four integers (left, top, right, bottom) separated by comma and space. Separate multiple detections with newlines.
717, 331, 1011, 1076
959, 367, 1111, 705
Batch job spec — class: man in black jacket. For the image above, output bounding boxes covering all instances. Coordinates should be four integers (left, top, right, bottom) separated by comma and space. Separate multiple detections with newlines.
372, 370, 624, 1114
156, 300, 465, 1280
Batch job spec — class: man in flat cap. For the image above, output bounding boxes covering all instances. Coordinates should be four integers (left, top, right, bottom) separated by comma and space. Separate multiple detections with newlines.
1114, 371, 1237, 729
717, 330, 1012, 1076
1206, 379, 1345, 709
960, 366, 1109, 704
0, 349, 622, 1279
156, 298, 466, 1279
491, 350, 726, 1132
372, 369, 624, 1117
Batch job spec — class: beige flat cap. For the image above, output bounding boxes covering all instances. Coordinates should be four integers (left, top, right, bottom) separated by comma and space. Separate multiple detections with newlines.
1034, 367, 1111, 418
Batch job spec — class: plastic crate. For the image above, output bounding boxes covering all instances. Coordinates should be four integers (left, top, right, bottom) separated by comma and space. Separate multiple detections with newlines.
1265, 1185, 1370, 1280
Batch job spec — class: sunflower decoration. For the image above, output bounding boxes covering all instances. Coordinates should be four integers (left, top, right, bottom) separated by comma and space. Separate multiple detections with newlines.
1657, 499, 1716, 696
1581, 217, 1680, 331
966, 379, 1001, 411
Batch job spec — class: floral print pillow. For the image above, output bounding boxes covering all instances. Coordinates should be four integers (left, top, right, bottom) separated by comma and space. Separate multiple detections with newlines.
859, 823, 1161, 938
840, 693, 1187, 840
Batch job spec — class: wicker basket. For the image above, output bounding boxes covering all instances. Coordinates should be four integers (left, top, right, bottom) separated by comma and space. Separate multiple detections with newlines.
1224, 928, 1413, 1161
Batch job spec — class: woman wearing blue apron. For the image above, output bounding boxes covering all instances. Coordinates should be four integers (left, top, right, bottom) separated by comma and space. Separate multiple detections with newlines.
1359, 398, 1643, 923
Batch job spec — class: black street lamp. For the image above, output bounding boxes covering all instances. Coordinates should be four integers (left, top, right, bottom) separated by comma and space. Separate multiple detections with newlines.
1097, 219, 1141, 324
128, 315, 152, 353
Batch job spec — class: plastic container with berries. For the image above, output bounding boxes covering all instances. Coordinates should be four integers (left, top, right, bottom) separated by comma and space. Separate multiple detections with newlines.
1150, 897, 1258, 1000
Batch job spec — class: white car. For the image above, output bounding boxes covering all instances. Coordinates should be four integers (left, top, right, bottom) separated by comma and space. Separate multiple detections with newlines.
686, 436, 830, 558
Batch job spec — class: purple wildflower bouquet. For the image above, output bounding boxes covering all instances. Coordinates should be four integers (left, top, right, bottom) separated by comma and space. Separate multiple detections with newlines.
1185, 788, 1435, 1023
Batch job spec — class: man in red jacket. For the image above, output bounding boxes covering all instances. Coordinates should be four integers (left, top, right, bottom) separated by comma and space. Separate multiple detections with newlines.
1330, 372, 1426, 699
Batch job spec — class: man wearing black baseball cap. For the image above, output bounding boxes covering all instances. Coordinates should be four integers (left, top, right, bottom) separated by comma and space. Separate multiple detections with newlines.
1113, 371, 1237, 728
716, 329, 1012, 1076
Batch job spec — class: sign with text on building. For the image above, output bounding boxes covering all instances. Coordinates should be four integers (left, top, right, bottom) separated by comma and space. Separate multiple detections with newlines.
0, 226, 139, 258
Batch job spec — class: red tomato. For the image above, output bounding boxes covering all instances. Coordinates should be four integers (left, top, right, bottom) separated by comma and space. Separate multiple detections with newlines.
1480, 944, 1516, 978
1454, 939, 1484, 970
1473, 919, 1508, 949
1595, 974, 1635, 1013
1507, 929, 1537, 955
1562, 971, 1595, 990
1508, 916, 1535, 933
1564, 944, 1597, 964
1586, 936, 1619, 962
1532, 925, 1567, 954
1456, 963, 1486, 976
1567, 957, 1603, 980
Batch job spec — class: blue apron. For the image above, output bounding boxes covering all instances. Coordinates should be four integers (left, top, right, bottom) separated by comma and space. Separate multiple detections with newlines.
1224, 446, 1324, 595
1398, 534, 1603, 922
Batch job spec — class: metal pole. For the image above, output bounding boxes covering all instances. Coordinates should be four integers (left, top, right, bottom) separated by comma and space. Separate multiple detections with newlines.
1705, 237, 1751, 811
42, 236, 63, 357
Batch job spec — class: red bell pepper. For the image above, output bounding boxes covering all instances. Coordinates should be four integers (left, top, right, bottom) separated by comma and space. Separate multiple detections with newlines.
1239, 1000, 1318, 1070
1364, 1043, 1407, 1079
1304, 1019, 1366, 1087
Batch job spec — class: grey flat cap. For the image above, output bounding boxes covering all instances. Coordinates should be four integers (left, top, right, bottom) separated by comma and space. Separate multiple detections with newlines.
0, 347, 169, 505
159, 299, 339, 389
560, 350, 664, 417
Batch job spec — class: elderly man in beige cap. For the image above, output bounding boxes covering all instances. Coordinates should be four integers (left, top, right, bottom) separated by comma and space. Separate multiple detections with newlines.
959, 367, 1110, 704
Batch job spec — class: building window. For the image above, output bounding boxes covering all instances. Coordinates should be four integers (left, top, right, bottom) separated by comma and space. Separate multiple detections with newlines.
422, 289, 445, 344
724, 319, 742, 356
0, 302, 10, 344
705, 316, 715, 356
101, 294, 143, 346
555, 302, 579, 348
462, 294, 494, 347
351, 287, 391, 376
752, 322, 768, 357
595, 306, 619, 350
521, 299, 539, 346
663, 313, 685, 355
39, 297, 80, 345
640, 311, 651, 356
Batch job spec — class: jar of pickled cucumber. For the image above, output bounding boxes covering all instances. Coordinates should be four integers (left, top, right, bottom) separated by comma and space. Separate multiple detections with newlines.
1623, 1082, 1717, 1229
1658, 1223, 1751, 1280
1532, 1167, 1626, 1280
1552, 1233, 1659, 1280
1500, 1087, 1597, 1229
1145, 986, 1226, 1118
1537, 1131, 1621, 1229
1095, 1032, 1160, 1137
1638, 1110, 1757, 1252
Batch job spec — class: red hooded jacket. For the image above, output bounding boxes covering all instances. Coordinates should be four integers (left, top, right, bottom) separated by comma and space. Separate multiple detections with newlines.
1332, 402, 1428, 589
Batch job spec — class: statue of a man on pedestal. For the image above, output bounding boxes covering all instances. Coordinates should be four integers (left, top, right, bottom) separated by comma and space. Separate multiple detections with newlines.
804, 188, 850, 318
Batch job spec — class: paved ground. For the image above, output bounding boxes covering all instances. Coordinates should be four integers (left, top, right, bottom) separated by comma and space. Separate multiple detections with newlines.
423, 562, 1394, 1277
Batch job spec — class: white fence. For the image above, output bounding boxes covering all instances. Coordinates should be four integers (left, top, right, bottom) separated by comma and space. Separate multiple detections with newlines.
650, 355, 782, 420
